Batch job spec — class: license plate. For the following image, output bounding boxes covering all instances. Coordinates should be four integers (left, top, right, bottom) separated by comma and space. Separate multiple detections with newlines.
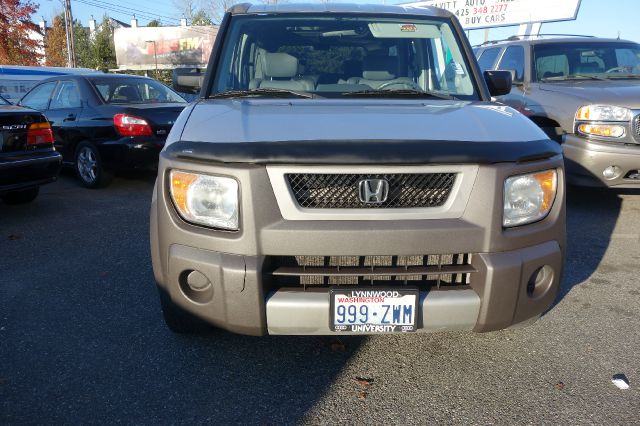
330, 288, 418, 333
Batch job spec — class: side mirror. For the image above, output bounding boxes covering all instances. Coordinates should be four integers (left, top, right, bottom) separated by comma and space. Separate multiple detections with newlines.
505, 69, 524, 86
172, 68, 205, 95
484, 70, 513, 96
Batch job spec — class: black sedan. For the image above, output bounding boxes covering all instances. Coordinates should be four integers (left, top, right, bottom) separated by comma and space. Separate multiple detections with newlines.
0, 94, 62, 204
18, 74, 187, 188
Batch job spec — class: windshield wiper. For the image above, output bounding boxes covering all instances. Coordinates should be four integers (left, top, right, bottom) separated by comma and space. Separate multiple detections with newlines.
209, 88, 313, 99
543, 74, 606, 81
603, 74, 640, 79
342, 89, 456, 100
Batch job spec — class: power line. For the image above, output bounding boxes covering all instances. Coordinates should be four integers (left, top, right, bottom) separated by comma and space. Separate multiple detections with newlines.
74, 0, 216, 35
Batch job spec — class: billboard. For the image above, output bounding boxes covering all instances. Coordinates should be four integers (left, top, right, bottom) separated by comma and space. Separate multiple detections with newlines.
114, 26, 218, 69
405, 0, 582, 30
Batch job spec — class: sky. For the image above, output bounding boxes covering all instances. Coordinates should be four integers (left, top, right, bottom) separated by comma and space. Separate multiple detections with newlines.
35, 0, 640, 45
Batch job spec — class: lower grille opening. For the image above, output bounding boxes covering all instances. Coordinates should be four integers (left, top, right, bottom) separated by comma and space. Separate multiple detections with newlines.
266, 254, 474, 290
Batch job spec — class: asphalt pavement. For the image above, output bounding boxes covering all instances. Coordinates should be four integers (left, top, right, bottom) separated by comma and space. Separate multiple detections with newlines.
1, 172, 639, 424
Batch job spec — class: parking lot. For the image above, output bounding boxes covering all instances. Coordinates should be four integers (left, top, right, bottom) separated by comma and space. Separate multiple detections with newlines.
1, 172, 639, 424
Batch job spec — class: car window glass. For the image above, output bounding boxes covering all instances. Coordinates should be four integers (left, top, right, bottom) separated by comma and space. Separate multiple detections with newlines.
50, 80, 82, 109
90, 78, 185, 104
616, 48, 640, 70
534, 42, 640, 80
536, 54, 569, 80
498, 46, 525, 81
477, 48, 501, 72
212, 15, 479, 99
20, 81, 57, 110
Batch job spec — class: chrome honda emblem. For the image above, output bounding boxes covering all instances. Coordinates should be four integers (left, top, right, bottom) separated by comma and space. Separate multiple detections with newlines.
358, 179, 389, 204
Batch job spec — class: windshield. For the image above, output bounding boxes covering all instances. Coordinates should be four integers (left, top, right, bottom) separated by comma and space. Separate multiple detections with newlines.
89, 77, 186, 104
534, 42, 640, 81
0, 95, 9, 105
211, 14, 479, 99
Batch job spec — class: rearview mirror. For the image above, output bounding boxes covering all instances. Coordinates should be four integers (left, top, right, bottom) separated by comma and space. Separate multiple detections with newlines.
484, 70, 512, 96
172, 68, 205, 95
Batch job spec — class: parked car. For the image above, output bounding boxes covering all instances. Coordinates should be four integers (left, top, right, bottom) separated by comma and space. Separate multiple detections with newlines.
0, 94, 62, 204
18, 74, 187, 188
475, 36, 640, 188
150, 4, 566, 336
0, 65, 101, 105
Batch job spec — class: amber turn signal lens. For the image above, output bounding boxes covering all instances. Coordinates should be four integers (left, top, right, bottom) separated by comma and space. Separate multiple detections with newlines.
533, 169, 558, 213
169, 170, 198, 214
577, 123, 625, 138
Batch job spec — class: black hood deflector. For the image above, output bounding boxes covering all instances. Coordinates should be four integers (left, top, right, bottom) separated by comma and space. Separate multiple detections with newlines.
163, 139, 561, 165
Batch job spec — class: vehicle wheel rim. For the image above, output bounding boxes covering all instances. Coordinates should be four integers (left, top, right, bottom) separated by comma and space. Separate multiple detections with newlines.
77, 147, 98, 183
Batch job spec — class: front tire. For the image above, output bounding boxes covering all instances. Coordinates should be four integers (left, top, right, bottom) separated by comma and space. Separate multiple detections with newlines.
159, 291, 207, 334
1, 187, 39, 204
75, 142, 113, 188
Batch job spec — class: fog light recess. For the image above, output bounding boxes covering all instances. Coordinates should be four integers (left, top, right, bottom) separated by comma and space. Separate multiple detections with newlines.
178, 269, 214, 303
603, 166, 622, 180
526, 265, 554, 299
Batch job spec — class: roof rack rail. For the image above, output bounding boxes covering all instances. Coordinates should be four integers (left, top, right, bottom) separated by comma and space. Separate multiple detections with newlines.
473, 34, 595, 48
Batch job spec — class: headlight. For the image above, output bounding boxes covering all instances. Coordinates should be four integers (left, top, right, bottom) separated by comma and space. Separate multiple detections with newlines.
169, 170, 239, 230
575, 105, 632, 122
504, 170, 557, 227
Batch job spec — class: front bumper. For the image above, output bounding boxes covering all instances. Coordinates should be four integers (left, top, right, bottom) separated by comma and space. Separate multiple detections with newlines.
159, 240, 562, 335
151, 154, 566, 336
0, 150, 62, 194
563, 134, 640, 188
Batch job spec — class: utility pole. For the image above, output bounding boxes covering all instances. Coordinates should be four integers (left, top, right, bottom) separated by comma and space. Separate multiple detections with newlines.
146, 40, 159, 79
64, 0, 77, 67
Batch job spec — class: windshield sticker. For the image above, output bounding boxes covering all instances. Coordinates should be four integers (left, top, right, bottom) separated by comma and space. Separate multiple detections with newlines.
400, 24, 417, 33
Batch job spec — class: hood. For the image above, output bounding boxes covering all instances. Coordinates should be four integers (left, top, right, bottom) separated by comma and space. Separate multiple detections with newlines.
166, 99, 561, 165
540, 80, 640, 108
178, 99, 547, 144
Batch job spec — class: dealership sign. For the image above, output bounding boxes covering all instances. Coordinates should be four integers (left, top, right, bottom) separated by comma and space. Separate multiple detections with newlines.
113, 26, 218, 69
405, 0, 582, 29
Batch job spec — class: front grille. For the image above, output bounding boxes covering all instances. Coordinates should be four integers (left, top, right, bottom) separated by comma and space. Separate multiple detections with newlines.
286, 173, 456, 209
634, 116, 640, 142
267, 254, 474, 290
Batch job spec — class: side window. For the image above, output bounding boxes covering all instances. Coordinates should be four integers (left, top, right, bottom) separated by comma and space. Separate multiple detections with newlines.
498, 46, 525, 82
477, 48, 501, 72
20, 81, 57, 111
50, 80, 82, 109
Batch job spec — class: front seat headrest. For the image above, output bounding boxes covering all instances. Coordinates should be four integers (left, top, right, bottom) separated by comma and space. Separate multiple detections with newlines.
262, 52, 299, 78
362, 53, 396, 80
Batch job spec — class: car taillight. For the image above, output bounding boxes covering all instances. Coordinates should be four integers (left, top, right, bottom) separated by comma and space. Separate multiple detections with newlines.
114, 113, 153, 137
27, 122, 54, 145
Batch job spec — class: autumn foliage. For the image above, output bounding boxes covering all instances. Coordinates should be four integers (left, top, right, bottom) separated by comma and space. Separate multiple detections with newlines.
0, 0, 42, 65
45, 16, 68, 67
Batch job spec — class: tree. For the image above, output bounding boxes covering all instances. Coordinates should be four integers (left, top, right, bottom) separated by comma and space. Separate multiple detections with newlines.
44, 14, 67, 67
0, 0, 42, 65
92, 15, 117, 71
191, 9, 213, 26
147, 19, 161, 27
208, 0, 239, 24
73, 23, 93, 68
173, 0, 196, 21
